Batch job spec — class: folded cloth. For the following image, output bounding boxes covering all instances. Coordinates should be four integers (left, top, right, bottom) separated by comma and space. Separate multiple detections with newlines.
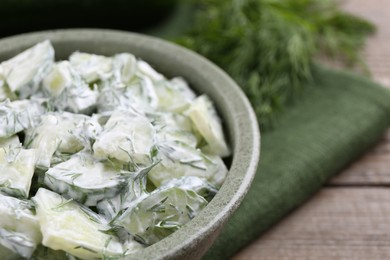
204, 64, 390, 259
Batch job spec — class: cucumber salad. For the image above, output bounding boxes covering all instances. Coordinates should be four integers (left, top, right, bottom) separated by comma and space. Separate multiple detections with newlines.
0, 41, 230, 259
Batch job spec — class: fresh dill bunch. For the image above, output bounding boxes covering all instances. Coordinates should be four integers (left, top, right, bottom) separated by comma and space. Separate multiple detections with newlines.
175, 0, 375, 129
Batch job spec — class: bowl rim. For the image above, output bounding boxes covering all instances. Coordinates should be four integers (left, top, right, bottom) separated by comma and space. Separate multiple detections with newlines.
0, 29, 260, 259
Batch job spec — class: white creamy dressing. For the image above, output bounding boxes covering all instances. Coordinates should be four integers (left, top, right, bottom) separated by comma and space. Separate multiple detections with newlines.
0, 40, 230, 259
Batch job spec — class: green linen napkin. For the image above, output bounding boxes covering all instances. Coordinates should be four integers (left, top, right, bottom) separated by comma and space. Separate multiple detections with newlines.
204, 64, 390, 259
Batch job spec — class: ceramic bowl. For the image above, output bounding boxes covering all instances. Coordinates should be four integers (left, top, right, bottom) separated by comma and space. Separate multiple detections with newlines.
0, 29, 260, 260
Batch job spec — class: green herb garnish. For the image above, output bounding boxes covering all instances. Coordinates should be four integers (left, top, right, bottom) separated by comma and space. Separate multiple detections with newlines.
175, 0, 375, 128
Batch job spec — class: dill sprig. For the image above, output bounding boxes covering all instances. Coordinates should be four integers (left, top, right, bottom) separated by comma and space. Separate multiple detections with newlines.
175, 0, 374, 129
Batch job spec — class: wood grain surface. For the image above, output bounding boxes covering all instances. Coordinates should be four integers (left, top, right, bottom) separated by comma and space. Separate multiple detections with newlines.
233, 0, 390, 259
232, 188, 390, 260
330, 129, 390, 186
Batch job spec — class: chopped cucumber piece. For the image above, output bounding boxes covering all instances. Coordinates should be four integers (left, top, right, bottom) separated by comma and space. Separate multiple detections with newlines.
0, 84, 16, 103
147, 111, 194, 132
0, 135, 20, 148
96, 72, 157, 114
43, 61, 98, 113
24, 114, 59, 169
45, 153, 126, 206
69, 52, 113, 83
0, 68, 17, 102
99, 75, 159, 113
93, 110, 155, 165
187, 95, 230, 157
25, 112, 86, 169
155, 77, 196, 112
97, 84, 138, 114
156, 128, 198, 149
139, 76, 159, 109
0, 40, 54, 98
0, 99, 45, 138
69, 114, 103, 152
33, 188, 126, 259
148, 141, 228, 188
97, 162, 159, 221
136, 60, 164, 82
116, 186, 207, 245
0, 146, 36, 197
148, 112, 198, 147
112, 53, 137, 85
97, 71, 161, 114
0, 193, 42, 258
49, 151, 73, 168
50, 112, 88, 153
42, 62, 68, 97
162, 176, 218, 202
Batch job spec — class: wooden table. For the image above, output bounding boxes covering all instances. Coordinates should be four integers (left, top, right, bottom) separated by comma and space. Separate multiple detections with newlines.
233, 0, 390, 259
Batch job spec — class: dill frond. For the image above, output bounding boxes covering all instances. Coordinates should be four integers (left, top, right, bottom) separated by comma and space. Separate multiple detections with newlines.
175, 0, 374, 129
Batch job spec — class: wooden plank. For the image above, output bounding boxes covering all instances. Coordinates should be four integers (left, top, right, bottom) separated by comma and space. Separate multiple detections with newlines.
342, 0, 390, 36
329, 129, 390, 185
325, 0, 390, 186
342, 0, 390, 88
232, 188, 390, 260
312, 0, 390, 186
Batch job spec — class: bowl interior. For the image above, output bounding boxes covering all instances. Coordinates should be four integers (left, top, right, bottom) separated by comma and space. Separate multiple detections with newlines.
0, 29, 260, 259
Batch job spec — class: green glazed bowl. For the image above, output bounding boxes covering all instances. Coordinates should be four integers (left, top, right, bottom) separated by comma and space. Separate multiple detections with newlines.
0, 29, 260, 260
